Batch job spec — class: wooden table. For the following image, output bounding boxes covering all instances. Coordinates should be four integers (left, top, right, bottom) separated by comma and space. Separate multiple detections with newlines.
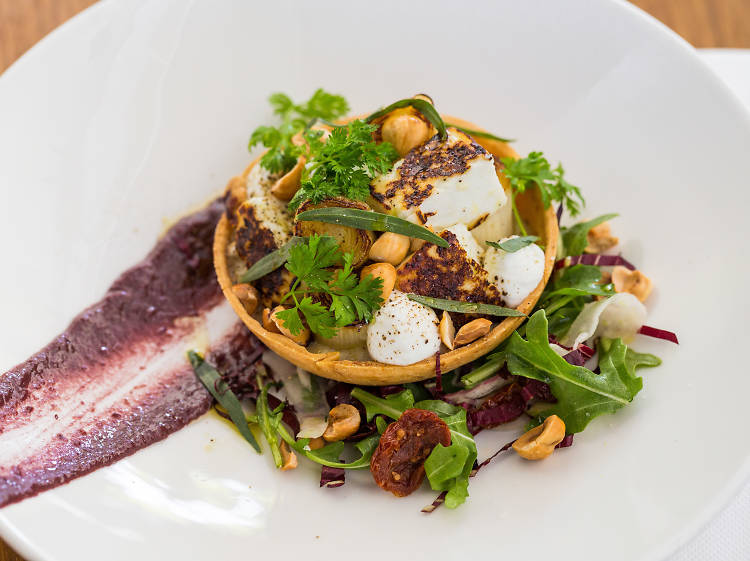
0, 1, 747, 560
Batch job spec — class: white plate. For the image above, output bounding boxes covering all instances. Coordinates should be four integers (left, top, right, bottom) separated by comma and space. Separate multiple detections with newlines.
1, 1, 749, 560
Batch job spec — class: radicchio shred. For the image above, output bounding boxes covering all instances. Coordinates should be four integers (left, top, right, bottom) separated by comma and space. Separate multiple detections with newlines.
638, 325, 679, 344
320, 466, 346, 488
554, 254, 636, 270
434, 352, 443, 396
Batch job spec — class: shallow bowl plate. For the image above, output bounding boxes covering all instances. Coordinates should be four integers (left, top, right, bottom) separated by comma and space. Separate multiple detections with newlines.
1, 1, 749, 560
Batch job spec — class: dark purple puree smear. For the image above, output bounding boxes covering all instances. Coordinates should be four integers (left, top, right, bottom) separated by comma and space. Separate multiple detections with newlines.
0, 200, 262, 508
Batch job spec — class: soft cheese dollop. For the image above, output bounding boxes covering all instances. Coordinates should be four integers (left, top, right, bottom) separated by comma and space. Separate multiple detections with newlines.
370, 128, 507, 231
367, 290, 440, 366
483, 236, 545, 308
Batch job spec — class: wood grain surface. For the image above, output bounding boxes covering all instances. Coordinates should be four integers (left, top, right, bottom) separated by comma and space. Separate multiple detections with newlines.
0, 0, 747, 560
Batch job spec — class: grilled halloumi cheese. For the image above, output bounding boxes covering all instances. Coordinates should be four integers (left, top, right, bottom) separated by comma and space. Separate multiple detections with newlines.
370, 128, 507, 231
395, 229, 507, 325
235, 195, 293, 306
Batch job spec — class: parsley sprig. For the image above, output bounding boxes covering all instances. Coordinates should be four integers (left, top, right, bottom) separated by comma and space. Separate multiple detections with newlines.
276, 235, 384, 337
501, 152, 585, 235
248, 89, 349, 175
289, 120, 399, 210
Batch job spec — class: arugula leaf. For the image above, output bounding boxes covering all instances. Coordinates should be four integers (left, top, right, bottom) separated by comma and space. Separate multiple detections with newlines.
256, 376, 283, 467
546, 298, 586, 340
278, 235, 384, 337
560, 213, 618, 256
541, 264, 614, 301
375, 416, 389, 434
501, 152, 585, 217
250, 89, 349, 175
188, 351, 261, 453
346, 389, 479, 507
486, 235, 539, 253
529, 338, 660, 433
416, 400, 477, 509
349, 388, 414, 421
495, 310, 638, 404
286, 434, 380, 470
289, 119, 399, 210
424, 444, 469, 487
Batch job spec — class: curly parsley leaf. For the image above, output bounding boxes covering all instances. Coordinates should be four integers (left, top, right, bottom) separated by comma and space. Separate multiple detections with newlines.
249, 89, 349, 175
289, 120, 399, 210
501, 151, 586, 217
278, 235, 384, 337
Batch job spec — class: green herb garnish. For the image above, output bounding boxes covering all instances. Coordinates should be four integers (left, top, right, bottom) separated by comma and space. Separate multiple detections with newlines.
350, 388, 477, 508
188, 351, 261, 453
445, 123, 514, 143
501, 152, 585, 235
526, 338, 661, 433
295, 207, 449, 248
406, 294, 525, 317
366, 98, 447, 140
256, 374, 283, 467
560, 213, 618, 256
486, 235, 539, 253
239, 236, 306, 283
276, 235, 384, 337
418, 401, 476, 509
253, 377, 379, 469
249, 89, 349, 175
288, 120, 399, 210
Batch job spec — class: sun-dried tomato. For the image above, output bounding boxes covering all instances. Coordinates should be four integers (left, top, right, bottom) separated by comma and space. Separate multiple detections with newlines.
370, 408, 451, 497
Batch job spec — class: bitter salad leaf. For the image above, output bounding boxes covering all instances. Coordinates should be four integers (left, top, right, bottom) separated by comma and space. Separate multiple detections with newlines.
501, 152, 586, 216
416, 400, 477, 509
347, 389, 479, 508
496, 310, 638, 404
492, 311, 660, 433
541, 264, 615, 301
288, 434, 380, 470
349, 388, 414, 421
560, 213, 619, 256
529, 338, 660, 433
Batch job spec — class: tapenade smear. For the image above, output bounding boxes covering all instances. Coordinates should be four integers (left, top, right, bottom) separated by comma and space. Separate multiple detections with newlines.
370, 409, 450, 497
